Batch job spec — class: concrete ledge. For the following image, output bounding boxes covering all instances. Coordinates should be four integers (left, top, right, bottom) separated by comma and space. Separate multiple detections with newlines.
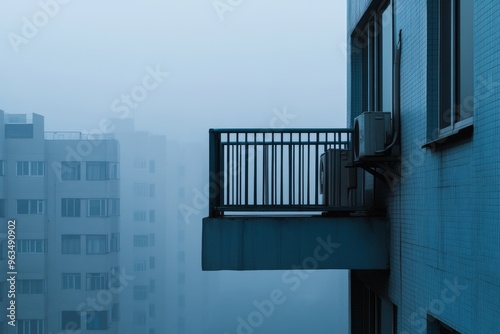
202, 216, 389, 271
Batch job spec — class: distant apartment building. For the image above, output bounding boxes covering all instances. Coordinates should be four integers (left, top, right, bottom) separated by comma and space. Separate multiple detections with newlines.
165, 141, 210, 334
113, 119, 167, 334
0, 112, 167, 334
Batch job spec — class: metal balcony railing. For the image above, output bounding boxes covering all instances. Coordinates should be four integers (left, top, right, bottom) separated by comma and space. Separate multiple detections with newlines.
209, 128, 353, 217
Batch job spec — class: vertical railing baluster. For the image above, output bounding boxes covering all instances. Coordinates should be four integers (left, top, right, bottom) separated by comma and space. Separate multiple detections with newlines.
288, 133, 292, 205
298, 133, 302, 205
307, 132, 311, 206
253, 133, 257, 206
271, 132, 275, 205
262, 133, 267, 205
245, 132, 249, 206
280, 133, 284, 205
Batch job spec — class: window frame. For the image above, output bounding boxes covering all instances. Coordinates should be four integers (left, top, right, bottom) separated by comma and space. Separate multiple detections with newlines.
86, 311, 109, 330
16, 161, 44, 176
18, 240, 47, 254
61, 235, 81, 255
61, 311, 81, 331
18, 279, 45, 294
17, 199, 44, 215
134, 235, 149, 247
437, 0, 474, 136
357, 0, 393, 113
86, 273, 109, 291
61, 161, 81, 181
61, 198, 81, 217
17, 320, 44, 334
62, 273, 81, 290
86, 235, 108, 255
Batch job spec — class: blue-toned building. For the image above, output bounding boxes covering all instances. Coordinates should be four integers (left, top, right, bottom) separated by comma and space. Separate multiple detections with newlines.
202, 0, 499, 333
347, 0, 500, 333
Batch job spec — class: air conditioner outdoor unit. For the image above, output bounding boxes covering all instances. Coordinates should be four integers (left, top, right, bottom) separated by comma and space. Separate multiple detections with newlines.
353, 111, 392, 161
320, 149, 357, 207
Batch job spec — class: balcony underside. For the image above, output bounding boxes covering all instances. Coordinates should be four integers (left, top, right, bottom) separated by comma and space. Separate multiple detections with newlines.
202, 216, 389, 271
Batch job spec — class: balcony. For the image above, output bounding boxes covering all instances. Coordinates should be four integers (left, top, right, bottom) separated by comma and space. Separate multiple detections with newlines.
203, 128, 389, 271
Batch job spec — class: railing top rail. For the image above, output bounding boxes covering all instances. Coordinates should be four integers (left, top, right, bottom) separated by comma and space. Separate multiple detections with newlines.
210, 128, 353, 134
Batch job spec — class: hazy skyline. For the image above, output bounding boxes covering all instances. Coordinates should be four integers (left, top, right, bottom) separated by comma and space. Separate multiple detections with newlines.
0, 1, 349, 333
0, 0, 347, 142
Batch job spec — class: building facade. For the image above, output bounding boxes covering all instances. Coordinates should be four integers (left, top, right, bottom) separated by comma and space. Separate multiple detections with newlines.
0, 111, 121, 334
0, 112, 167, 334
347, 0, 500, 333
113, 119, 167, 334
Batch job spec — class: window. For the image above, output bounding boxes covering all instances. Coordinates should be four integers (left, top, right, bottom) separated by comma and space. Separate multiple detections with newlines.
86, 235, 108, 254
133, 311, 147, 326
18, 240, 46, 253
112, 303, 120, 321
149, 256, 155, 269
17, 320, 44, 334
110, 233, 120, 252
134, 235, 149, 247
16, 161, 44, 176
0, 199, 5, 218
133, 286, 149, 300
86, 162, 119, 180
61, 311, 81, 330
107, 162, 120, 180
149, 210, 156, 223
354, 2, 393, 113
86, 311, 108, 330
428, 316, 460, 333
149, 279, 155, 293
134, 261, 147, 272
149, 184, 155, 197
149, 304, 155, 317
17, 200, 44, 214
86, 162, 106, 180
61, 235, 81, 254
0, 241, 4, 260
4, 124, 33, 138
149, 234, 155, 247
88, 199, 107, 217
0, 160, 5, 176
87, 199, 119, 217
61, 162, 81, 180
133, 183, 149, 197
134, 159, 147, 169
437, 0, 474, 134
149, 160, 156, 173
86, 273, 108, 290
61, 198, 81, 217
134, 210, 147, 222
62, 274, 81, 290
108, 199, 120, 216
110, 267, 121, 289
18, 280, 44, 294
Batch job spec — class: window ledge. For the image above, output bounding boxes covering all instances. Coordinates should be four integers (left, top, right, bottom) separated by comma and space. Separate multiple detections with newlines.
422, 124, 473, 150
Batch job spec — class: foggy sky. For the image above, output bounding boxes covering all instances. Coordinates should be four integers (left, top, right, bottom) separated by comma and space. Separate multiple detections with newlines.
0, 1, 348, 333
0, 0, 347, 141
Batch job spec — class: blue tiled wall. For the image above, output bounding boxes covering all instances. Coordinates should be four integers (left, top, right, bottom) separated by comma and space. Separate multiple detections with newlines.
348, 0, 500, 332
